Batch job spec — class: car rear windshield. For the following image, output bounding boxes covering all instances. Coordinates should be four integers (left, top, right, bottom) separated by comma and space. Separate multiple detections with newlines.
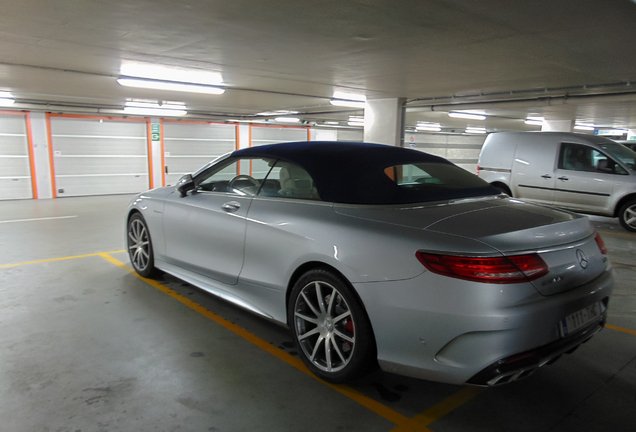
378, 162, 498, 203
385, 163, 489, 190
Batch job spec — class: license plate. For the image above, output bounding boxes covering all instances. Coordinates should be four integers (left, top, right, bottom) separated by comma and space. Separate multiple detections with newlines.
559, 302, 601, 337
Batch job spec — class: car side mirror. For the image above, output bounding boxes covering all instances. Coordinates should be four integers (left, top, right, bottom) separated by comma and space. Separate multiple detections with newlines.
177, 174, 195, 197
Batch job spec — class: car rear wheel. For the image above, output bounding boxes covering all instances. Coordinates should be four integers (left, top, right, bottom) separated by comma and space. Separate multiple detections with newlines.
127, 213, 158, 277
618, 199, 636, 232
288, 269, 376, 383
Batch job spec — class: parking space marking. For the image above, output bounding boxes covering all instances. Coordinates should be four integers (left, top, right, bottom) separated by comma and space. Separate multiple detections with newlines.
0, 215, 78, 224
389, 386, 485, 431
606, 324, 636, 337
597, 230, 636, 238
0, 250, 125, 268
98, 253, 431, 432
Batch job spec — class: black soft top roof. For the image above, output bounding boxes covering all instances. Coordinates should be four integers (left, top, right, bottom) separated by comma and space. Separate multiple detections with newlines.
233, 141, 497, 204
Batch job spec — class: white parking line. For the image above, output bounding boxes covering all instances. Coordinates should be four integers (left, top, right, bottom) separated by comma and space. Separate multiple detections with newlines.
0, 215, 78, 224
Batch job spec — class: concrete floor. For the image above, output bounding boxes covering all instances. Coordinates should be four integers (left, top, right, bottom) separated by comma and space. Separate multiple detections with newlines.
1, 195, 635, 432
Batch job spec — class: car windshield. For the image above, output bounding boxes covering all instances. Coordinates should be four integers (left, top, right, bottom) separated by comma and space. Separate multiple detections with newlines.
599, 142, 636, 170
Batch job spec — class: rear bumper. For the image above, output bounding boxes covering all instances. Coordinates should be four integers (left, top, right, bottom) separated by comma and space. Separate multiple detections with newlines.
467, 313, 606, 386
353, 267, 614, 385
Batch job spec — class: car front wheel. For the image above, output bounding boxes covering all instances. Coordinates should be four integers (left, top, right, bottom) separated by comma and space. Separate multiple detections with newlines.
618, 199, 636, 232
127, 213, 158, 277
288, 269, 376, 383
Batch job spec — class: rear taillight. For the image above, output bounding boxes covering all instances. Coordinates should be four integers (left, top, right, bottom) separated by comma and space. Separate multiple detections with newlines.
415, 252, 549, 284
594, 232, 607, 255
476, 166, 480, 177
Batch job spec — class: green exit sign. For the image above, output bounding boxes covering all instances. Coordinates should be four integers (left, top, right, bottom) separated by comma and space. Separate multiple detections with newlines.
151, 124, 160, 141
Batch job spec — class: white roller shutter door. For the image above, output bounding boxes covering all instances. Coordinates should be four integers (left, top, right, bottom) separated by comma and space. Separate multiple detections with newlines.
249, 126, 310, 177
50, 117, 150, 197
0, 114, 34, 200
162, 121, 237, 186
250, 125, 309, 147
336, 129, 363, 142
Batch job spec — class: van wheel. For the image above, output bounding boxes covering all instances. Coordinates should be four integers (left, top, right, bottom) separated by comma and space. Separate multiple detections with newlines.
493, 184, 512, 197
618, 199, 636, 232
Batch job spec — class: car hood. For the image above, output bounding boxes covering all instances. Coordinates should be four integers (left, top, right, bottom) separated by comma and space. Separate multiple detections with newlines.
333, 197, 593, 253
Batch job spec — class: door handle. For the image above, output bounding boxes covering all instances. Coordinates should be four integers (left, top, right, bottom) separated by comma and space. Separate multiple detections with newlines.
541, 174, 552, 179
222, 201, 241, 212
557, 176, 569, 181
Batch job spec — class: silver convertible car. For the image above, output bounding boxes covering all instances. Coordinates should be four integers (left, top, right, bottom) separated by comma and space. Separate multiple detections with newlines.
126, 142, 613, 386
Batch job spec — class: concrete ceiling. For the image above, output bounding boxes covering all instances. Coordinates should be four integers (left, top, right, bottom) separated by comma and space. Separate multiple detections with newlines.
2, 0, 636, 133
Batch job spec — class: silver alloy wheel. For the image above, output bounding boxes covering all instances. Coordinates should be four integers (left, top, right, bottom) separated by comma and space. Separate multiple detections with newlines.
128, 218, 150, 272
623, 204, 636, 229
294, 281, 356, 373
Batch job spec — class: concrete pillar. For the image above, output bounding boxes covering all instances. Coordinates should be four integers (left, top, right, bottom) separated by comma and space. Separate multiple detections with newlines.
541, 120, 573, 132
312, 129, 337, 141
28, 112, 53, 199
363, 98, 406, 146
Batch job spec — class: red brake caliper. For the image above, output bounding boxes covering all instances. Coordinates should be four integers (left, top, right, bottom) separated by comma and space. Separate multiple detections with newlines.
345, 319, 354, 346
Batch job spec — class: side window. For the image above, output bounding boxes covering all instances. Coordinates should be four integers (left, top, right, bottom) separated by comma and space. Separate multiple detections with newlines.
195, 157, 276, 196
559, 143, 626, 174
258, 161, 320, 200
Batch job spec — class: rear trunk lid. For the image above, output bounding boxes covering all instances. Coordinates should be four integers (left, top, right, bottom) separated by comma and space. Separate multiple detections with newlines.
334, 197, 608, 295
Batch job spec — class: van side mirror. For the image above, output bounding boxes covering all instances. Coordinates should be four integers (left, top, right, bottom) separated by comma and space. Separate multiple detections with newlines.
177, 174, 195, 197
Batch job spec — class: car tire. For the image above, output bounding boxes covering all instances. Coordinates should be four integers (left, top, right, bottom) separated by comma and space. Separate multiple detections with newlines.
288, 268, 376, 383
127, 213, 158, 278
618, 199, 636, 232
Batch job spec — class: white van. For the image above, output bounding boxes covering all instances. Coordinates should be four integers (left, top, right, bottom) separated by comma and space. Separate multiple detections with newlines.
477, 131, 636, 231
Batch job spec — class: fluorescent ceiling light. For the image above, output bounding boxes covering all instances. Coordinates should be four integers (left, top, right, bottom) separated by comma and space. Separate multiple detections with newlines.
574, 125, 595, 131
524, 119, 544, 126
465, 127, 487, 134
257, 110, 298, 116
416, 125, 441, 132
117, 78, 225, 95
332, 91, 366, 102
120, 61, 223, 85
0, 98, 15, 107
0, 91, 13, 98
274, 117, 300, 123
324, 121, 339, 125
448, 112, 486, 120
348, 117, 365, 127
330, 99, 366, 108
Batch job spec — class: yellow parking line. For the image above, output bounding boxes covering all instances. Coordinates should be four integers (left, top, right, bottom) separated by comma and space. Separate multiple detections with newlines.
98, 253, 428, 432
597, 230, 636, 238
389, 387, 485, 431
607, 324, 636, 336
0, 250, 126, 268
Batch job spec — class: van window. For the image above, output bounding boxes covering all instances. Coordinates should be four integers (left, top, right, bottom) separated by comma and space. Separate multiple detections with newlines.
598, 142, 636, 171
559, 143, 626, 174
